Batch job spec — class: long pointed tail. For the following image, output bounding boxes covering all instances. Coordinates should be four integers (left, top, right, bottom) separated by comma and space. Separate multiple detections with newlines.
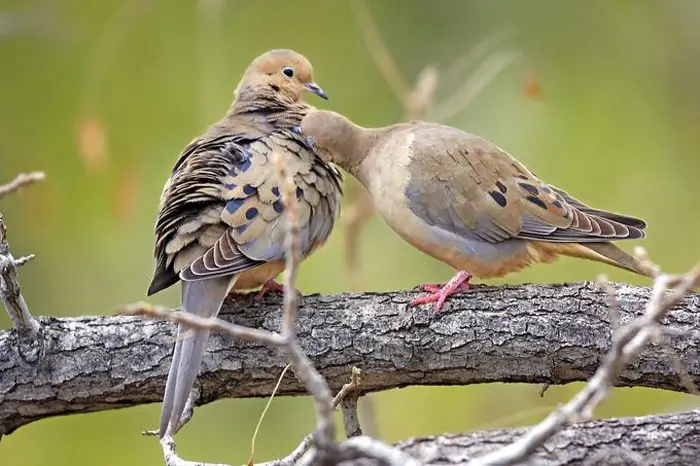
580, 242, 654, 278
542, 241, 654, 278
160, 275, 236, 437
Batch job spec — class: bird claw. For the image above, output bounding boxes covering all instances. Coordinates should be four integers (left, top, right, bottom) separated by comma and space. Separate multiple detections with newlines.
410, 271, 472, 314
254, 279, 287, 302
418, 284, 444, 294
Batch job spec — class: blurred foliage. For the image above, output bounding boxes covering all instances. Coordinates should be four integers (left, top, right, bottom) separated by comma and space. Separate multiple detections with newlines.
1, 0, 700, 464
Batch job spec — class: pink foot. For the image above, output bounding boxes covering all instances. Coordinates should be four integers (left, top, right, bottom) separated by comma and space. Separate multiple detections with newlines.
254, 279, 286, 302
410, 271, 472, 314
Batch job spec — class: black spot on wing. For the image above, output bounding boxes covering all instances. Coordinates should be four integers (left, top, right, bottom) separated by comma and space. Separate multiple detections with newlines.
245, 207, 258, 220
525, 195, 548, 210
489, 190, 507, 207
519, 182, 539, 195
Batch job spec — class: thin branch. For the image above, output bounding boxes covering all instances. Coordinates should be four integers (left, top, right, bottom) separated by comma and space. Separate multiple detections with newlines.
467, 254, 700, 466
160, 434, 228, 466
120, 302, 285, 347
257, 436, 313, 466
0, 171, 44, 340
275, 152, 337, 461
349, 0, 411, 103
0, 172, 45, 199
0, 217, 40, 340
337, 367, 363, 438
298, 436, 422, 466
258, 367, 363, 466
340, 396, 362, 439
426, 50, 522, 123
440, 27, 515, 86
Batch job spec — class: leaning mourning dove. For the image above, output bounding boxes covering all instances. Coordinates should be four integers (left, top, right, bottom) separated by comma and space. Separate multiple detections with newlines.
147, 50, 343, 437
300, 110, 651, 313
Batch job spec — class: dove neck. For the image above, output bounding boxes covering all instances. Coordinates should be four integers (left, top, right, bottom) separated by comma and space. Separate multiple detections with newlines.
228, 83, 293, 115
329, 126, 386, 179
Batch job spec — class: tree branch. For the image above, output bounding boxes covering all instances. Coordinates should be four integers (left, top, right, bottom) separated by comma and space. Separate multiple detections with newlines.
2, 282, 699, 436
0, 171, 45, 199
0, 171, 44, 350
387, 409, 700, 465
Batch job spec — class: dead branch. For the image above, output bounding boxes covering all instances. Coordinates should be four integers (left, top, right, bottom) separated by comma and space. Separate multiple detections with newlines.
0, 172, 45, 199
0, 172, 44, 344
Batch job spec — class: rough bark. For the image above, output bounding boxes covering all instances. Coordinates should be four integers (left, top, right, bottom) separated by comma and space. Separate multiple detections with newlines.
1, 282, 699, 436
351, 409, 700, 465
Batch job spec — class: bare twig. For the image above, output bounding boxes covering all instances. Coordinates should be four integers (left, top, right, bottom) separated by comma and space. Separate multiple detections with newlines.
297, 436, 422, 466
160, 434, 228, 466
349, 0, 411, 103
120, 302, 284, 347
426, 50, 521, 123
274, 152, 337, 462
257, 436, 314, 466
467, 253, 700, 466
340, 396, 362, 439
337, 367, 363, 438
257, 367, 363, 466
247, 364, 293, 465
0, 172, 45, 199
0, 171, 44, 339
332, 366, 362, 408
440, 27, 515, 87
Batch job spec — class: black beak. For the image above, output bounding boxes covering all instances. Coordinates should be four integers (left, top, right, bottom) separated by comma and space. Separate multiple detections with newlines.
305, 82, 328, 101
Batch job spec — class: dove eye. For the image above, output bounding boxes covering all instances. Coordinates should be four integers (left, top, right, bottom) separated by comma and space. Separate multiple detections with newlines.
282, 67, 295, 78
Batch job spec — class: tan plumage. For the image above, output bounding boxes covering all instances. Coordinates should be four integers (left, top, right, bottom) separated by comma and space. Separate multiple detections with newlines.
148, 50, 342, 437
301, 110, 651, 312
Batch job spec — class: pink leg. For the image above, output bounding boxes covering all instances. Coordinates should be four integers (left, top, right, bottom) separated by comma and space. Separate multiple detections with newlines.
254, 279, 286, 301
410, 271, 472, 314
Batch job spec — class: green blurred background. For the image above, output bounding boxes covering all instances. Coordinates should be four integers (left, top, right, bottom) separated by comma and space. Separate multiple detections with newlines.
2, 0, 699, 464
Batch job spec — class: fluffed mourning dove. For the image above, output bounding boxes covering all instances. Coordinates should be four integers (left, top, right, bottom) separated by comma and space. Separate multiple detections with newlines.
147, 50, 343, 437
300, 110, 651, 313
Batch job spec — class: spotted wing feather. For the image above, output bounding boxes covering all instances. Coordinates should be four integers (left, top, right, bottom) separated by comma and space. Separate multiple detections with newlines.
404, 125, 646, 246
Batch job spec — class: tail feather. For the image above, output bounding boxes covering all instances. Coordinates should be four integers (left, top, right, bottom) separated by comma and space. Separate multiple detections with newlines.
538, 241, 653, 278
581, 242, 653, 278
160, 275, 236, 437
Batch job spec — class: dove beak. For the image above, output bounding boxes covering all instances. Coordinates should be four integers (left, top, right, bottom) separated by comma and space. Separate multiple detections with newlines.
304, 82, 328, 101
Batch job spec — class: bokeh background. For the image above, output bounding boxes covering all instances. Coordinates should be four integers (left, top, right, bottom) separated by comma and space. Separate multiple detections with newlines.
2, 0, 700, 464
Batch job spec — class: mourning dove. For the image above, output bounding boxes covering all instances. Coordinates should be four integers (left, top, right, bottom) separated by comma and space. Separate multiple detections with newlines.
300, 110, 651, 313
147, 50, 343, 437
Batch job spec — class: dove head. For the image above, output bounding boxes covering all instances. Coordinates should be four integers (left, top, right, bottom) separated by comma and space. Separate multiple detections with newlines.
301, 110, 371, 172
236, 49, 327, 104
